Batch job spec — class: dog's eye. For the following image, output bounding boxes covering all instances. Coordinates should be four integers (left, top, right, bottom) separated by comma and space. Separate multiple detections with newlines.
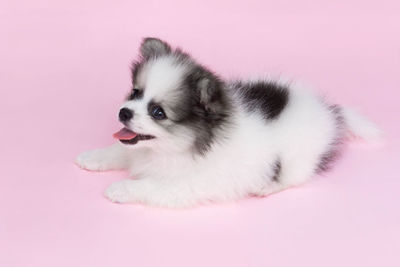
129, 88, 141, 100
150, 105, 167, 120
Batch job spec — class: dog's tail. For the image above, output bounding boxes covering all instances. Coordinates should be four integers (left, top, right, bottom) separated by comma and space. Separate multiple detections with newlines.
341, 107, 383, 142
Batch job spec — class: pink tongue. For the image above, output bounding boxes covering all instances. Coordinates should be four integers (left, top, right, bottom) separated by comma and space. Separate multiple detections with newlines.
113, 128, 138, 140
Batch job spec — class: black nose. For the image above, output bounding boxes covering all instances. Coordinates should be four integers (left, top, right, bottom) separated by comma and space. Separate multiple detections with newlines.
119, 108, 133, 122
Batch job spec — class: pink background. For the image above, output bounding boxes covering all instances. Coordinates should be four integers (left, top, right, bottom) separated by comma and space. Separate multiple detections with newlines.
1, 1, 399, 266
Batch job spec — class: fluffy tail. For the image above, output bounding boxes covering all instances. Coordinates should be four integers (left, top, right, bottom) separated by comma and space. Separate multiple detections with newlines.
341, 107, 383, 142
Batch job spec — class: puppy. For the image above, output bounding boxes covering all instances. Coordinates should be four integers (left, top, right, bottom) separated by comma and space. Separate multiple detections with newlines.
76, 37, 381, 208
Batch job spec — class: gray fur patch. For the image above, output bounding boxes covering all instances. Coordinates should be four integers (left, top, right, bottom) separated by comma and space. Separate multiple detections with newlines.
271, 158, 282, 182
316, 105, 345, 173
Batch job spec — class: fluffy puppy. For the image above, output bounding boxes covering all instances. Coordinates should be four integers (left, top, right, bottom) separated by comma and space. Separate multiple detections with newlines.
76, 38, 381, 208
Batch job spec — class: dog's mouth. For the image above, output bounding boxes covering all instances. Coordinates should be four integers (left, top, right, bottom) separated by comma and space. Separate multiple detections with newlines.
113, 127, 155, 145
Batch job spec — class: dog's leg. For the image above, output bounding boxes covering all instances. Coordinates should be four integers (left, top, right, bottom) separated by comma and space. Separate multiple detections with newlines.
104, 178, 201, 208
76, 143, 130, 171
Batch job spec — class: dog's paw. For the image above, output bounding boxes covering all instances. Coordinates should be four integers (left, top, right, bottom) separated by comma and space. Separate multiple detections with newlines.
75, 150, 109, 171
104, 180, 134, 203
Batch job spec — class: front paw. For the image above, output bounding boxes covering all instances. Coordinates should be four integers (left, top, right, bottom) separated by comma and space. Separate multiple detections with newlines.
104, 180, 135, 203
75, 150, 108, 171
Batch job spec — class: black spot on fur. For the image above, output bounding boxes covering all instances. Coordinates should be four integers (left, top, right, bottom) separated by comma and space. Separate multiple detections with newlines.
316, 105, 345, 173
235, 81, 289, 120
127, 89, 144, 100
271, 158, 282, 182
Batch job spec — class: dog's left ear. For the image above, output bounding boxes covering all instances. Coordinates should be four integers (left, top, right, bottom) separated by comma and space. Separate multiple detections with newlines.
188, 68, 226, 113
140, 37, 171, 59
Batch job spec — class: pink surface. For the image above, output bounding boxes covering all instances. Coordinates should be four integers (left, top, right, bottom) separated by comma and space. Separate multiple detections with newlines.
1, 1, 399, 266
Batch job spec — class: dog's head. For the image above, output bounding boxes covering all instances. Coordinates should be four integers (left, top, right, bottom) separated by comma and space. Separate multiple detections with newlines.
113, 38, 232, 155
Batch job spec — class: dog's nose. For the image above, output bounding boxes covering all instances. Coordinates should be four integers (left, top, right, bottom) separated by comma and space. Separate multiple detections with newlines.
119, 108, 133, 122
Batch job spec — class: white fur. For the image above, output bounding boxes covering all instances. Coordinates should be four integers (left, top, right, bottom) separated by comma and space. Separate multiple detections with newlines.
341, 107, 383, 141
76, 56, 380, 208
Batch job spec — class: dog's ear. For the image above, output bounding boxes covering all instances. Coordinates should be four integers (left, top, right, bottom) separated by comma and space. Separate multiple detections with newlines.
140, 37, 171, 59
188, 68, 226, 113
